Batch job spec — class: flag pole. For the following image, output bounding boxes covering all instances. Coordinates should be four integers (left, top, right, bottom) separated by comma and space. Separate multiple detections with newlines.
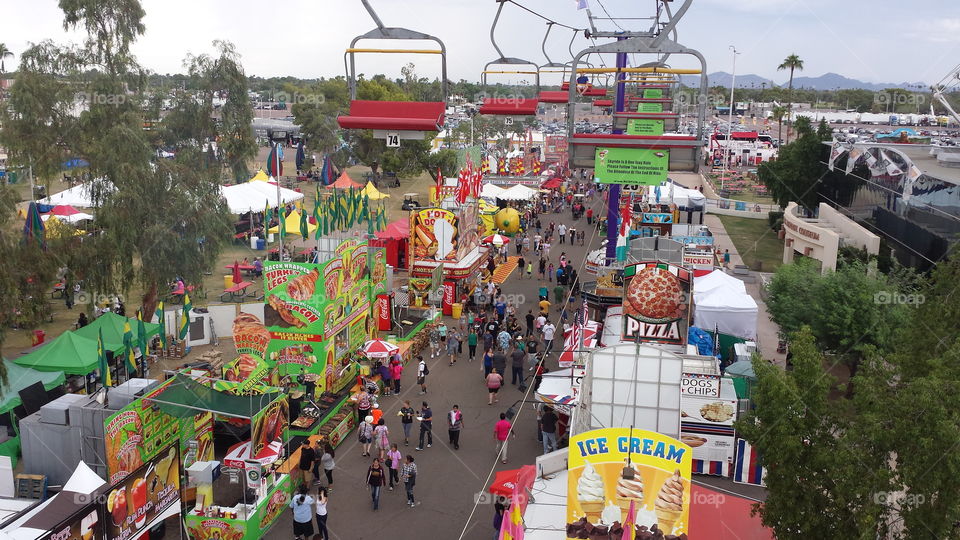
276, 143, 284, 256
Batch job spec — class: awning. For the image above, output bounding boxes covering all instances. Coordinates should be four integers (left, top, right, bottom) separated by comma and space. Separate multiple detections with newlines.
374, 218, 409, 241
0, 359, 65, 415
14, 331, 100, 375
688, 483, 772, 539
73, 312, 160, 355
328, 172, 363, 189
268, 209, 317, 236
360, 181, 390, 200
147, 374, 283, 419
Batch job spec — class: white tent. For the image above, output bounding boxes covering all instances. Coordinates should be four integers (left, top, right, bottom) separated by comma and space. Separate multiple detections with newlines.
498, 184, 538, 201
37, 181, 114, 208
219, 181, 304, 214
646, 182, 706, 208
0, 462, 105, 540
41, 212, 93, 224
480, 183, 505, 199
694, 270, 747, 298
693, 287, 758, 340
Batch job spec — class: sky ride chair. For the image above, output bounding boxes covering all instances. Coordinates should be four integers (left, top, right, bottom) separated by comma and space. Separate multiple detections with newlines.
477, 0, 542, 118
565, 39, 708, 174
336, 0, 448, 146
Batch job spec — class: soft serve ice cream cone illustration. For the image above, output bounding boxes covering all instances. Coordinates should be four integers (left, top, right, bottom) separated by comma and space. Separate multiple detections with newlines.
654, 469, 686, 534
577, 462, 605, 523
615, 461, 644, 517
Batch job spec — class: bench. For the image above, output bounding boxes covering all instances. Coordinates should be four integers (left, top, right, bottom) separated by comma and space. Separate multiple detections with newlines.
220, 281, 253, 303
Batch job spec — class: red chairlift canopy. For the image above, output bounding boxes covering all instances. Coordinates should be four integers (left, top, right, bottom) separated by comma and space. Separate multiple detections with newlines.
478, 97, 539, 116
731, 131, 760, 140
538, 91, 569, 104
580, 87, 608, 97
337, 100, 445, 131
592, 99, 613, 107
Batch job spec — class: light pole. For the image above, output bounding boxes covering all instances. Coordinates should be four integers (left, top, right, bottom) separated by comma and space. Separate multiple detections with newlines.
725, 45, 740, 186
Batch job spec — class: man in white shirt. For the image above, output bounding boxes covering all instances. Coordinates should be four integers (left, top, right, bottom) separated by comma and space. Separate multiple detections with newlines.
535, 314, 547, 336
542, 322, 556, 353
558, 224, 567, 244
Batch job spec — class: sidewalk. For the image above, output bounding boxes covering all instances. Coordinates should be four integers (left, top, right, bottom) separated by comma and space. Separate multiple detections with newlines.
675, 174, 785, 366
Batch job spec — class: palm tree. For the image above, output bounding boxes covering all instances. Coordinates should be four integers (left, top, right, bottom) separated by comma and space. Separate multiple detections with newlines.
777, 54, 804, 141
0, 43, 12, 73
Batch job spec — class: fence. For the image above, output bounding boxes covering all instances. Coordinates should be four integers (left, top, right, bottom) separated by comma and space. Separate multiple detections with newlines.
704, 198, 780, 219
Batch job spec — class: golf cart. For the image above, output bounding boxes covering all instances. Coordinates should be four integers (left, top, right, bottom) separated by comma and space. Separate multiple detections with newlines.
401, 193, 421, 211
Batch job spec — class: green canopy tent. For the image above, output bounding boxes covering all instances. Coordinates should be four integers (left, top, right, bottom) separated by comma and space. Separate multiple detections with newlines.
74, 313, 160, 355
147, 374, 283, 419
14, 331, 100, 375
0, 359, 66, 415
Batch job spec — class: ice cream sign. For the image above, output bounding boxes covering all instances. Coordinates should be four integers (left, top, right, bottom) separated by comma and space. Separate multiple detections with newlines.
567, 428, 692, 537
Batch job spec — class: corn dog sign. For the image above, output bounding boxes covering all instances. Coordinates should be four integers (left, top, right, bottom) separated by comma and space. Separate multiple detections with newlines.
411, 208, 459, 261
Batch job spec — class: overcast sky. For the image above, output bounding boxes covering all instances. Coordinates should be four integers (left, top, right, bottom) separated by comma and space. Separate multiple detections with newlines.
3, 0, 959, 86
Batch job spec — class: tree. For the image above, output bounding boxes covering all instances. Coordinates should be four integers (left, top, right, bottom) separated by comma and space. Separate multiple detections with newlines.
765, 258, 911, 395
3, 0, 234, 319
736, 327, 891, 538
771, 105, 787, 144
185, 41, 257, 183
0, 43, 12, 72
777, 54, 804, 140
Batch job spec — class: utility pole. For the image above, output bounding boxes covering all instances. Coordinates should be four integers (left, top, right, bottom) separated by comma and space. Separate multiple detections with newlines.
725, 46, 740, 186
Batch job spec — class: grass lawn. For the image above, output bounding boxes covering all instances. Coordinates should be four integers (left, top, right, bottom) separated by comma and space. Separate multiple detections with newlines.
717, 215, 784, 273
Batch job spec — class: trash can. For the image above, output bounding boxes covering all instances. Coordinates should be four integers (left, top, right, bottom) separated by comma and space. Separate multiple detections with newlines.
249, 236, 259, 250
32, 330, 45, 346
224, 275, 234, 289
451, 302, 463, 319
256, 238, 266, 250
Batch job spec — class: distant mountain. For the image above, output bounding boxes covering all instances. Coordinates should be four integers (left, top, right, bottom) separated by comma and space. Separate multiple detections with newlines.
680, 71, 928, 91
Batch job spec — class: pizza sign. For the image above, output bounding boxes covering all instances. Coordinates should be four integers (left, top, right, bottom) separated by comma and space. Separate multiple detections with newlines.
621, 262, 691, 345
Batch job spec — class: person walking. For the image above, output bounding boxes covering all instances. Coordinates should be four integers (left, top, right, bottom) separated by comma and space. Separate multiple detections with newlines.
438, 321, 448, 353
494, 413, 515, 464
482, 347, 494, 379
416, 401, 433, 450
447, 328, 461, 365
447, 404, 464, 450
558, 223, 567, 244
318, 442, 335, 490
366, 458, 386, 510
373, 419, 390, 460
723, 249, 731, 269
356, 389, 371, 424
314, 487, 330, 540
525, 259, 533, 279
428, 326, 441, 358
540, 407, 559, 454
510, 346, 525, 386
399, 400, 415, 446
417, 355, 428, 394
401, 455, 419, 507
525, 310, 535, 337
289, 484, 315, 539
297, 440, 315, 489
542, 322, 556, 353
389, 354, 403, 395
379, 360, 393, 396
516, 256, 525, 279
467, 327, 478, 361
497, 328, 511, 351
358, 416, 375, 457
493, 502, 506, 540
386, 443, 402, 490
492, 348, 507, 377
538, 257, 546, 279
486, 368, 504, 405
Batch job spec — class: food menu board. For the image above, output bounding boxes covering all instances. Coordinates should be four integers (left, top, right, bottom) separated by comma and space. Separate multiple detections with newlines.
250, 397, 289, 459
104, 381, 213, 483
106, 444, 181, 540
621, 262, 691, 345
39, 504, 103, 540
566, 428, 692, 537
680, 381, 738, 468
259, 240, 382, 394
409, 205, 481, 263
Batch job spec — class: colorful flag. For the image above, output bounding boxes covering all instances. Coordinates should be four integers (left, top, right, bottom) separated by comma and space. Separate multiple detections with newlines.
499, 494, 525, 540
436, 166, 444, 193
137, 312, 148, 366
179, 293, 192, 340
845, 147, 863, 174
98, 328, 112, 387
155, 302, 167, 349
620, 499, 636, 540
123, 319, 137, 377
576, 0, 589, 9
266, 143, 283, 178
300, 208, 309, 238
616, 197, 631, 261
